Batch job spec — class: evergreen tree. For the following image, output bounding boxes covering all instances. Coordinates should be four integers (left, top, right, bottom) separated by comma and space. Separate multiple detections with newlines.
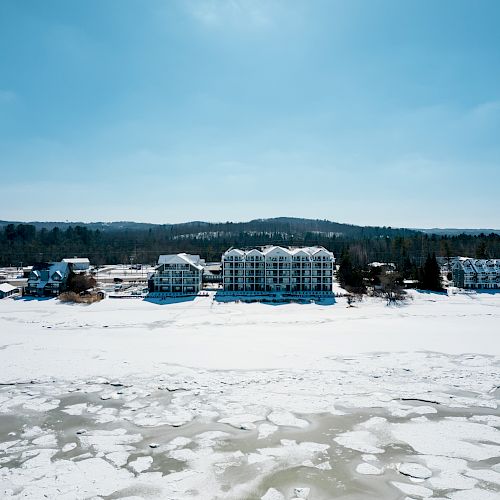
419, 253, 442, 291
475, 240, 487, 259
337, 250, 365, 292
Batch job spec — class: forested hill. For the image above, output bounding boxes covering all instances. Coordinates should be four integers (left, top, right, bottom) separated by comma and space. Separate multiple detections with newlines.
1, 217, 499, 267
0, 217, 412, 238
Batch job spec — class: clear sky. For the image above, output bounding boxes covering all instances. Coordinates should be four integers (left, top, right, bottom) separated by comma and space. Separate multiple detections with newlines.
1, 0, 499, 228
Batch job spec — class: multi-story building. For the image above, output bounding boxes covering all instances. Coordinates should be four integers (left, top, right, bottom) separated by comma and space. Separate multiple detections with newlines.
452, 258, 500, 289
149, 253, 205, 294
26, 261, 71, 296
25, 257, 92, 297
222, 246, 335, 293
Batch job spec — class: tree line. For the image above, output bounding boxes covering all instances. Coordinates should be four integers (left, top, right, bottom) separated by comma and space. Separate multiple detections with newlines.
1, 222, 499, 269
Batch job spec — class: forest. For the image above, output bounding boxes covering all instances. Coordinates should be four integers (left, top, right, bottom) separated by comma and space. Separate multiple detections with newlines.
1, 218, 499, 275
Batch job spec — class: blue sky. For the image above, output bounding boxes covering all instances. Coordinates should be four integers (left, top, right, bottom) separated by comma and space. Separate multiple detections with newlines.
1, 0, 499, 227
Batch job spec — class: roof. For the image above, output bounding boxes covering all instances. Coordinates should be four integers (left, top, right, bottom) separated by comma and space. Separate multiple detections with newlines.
0, 283, 17, 293
453, 258, 500, 273
28, 261, 70, 286
62, 258, 90, 265
157, 253, 205, 270
204, 263, 221, 272
223, 246, 335, 260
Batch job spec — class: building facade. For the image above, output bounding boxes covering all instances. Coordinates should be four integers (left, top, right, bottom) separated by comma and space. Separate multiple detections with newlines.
452, 258, 500, 289
26, 261, 71, 296
222, 246, 335, 293
25, 258, 91, 297
149, 253, 205, 294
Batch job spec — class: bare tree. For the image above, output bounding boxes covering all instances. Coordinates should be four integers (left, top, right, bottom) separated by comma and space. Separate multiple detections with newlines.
378, 271, 406, 305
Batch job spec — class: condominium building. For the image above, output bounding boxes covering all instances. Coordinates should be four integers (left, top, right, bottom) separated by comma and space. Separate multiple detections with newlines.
222, 246, 335, 293
149, 253, 205, 294
452, 258, 500, 289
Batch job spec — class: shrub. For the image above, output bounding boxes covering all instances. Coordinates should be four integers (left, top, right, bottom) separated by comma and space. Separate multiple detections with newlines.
66, 272, 97, 294
59, 291, 103, 304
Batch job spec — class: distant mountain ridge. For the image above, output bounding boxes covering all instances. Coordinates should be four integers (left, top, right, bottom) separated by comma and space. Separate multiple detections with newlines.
1, 218, 498, 237
0, 217, 415, 238
416, 228, 500, 236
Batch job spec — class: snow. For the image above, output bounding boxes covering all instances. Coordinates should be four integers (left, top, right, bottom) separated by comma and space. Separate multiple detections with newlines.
261, 488, 285, 500
390, 419, 500, 461
129, 456, 153, 473
398, 462, 432, 479
356, 463, 383, 475
0, 290, 498, 381
267, 411, 309, 428
0, 291, 499, 498
258, 423, 278, 439
334, 430, 385, 454
391, 481, 433, 497
447, 490, 500, 500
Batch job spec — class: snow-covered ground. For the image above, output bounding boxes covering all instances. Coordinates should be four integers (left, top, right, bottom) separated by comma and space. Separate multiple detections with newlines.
0, 291, 499, 499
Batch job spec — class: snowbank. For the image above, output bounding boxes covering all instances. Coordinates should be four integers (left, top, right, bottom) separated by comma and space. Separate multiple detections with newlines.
0, 291, 499, 381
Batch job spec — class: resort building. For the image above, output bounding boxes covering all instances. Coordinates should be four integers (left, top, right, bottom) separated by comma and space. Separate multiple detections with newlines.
222, 246, 335, 293
149, 253, 205, 294
452, 258, 500, 289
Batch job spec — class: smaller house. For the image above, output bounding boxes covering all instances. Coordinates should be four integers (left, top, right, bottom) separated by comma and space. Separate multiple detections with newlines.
62, 258, 90, 272
0, 283, 19, 299
26, 261, 71, 296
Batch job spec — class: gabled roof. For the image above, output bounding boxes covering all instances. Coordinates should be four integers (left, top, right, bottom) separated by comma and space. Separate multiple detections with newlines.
28, 261, 70, 285
290, 249, 310, 258
454, 258, 500, 273
263, 246, 291, 257
157, 253, 204, 270
311, 247, 332, 257
222, 245, 335, 260
223, 248, 245, 257
246, 249, 264, 257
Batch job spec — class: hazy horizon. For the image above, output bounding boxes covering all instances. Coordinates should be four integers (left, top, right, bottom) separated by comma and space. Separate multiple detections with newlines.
1, 215, 499, 231
1, 0, 499, 227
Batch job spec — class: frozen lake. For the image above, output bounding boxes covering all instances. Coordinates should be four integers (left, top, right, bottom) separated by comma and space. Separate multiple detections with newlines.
0, 291, 499, 498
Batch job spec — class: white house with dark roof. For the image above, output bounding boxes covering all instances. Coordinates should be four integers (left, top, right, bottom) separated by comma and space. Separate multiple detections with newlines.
222, 246, 335, 293
452, 258, 500, 289
149, 253, 205, 294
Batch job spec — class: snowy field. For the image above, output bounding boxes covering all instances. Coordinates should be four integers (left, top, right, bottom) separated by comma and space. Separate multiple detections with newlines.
0, 291, 499, 499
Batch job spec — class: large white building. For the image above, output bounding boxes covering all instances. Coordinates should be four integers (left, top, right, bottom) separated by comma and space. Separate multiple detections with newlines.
452, 258, 500, 289
149, 253, 205, 294
222, 246, 335, 293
